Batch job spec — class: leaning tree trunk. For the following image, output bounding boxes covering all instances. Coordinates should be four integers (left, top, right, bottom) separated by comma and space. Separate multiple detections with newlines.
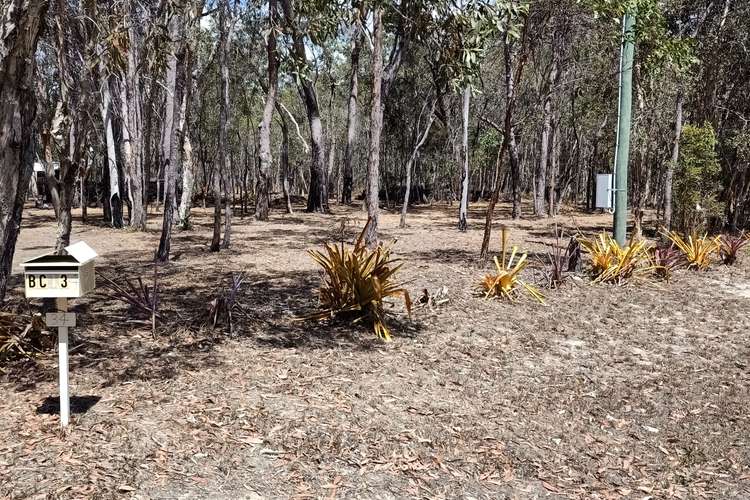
0, 0, 46, 302
458, 86, 471, 231
256, 0, 279, 221
480, 35, 526, 260
342, 19, 361, 204
364, 8, 384, 246
400, 102, 435, 228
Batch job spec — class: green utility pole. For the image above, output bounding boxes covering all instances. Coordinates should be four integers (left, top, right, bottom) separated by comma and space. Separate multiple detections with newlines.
613, 12, 636, 246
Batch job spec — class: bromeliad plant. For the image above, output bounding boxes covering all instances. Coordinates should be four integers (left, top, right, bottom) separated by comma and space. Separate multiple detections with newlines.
579, 233, 653, 284
481, 227, 544, 303
718, 233, 749, 265
307, 219, 411, 341
664, 231, 720, 270
650, 244, 683, 280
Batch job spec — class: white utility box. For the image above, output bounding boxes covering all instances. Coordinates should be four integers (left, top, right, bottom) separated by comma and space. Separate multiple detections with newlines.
20, 241, 97, 298
595, 174, 614, 210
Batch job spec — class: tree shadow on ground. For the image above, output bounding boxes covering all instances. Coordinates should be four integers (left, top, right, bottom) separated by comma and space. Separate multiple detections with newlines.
31, 259, 422, 388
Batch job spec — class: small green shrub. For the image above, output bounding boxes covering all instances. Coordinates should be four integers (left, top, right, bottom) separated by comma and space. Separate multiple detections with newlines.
672, 123, 722, 233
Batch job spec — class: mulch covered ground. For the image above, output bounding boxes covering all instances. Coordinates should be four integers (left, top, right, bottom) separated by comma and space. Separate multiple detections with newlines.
1, 202, 749, 499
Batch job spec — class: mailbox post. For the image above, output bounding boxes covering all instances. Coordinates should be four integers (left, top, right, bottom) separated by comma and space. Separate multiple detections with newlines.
20, 241, 97, 427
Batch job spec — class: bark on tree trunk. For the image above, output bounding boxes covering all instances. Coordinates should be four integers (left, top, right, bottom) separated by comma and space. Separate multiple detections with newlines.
342, 18, 361, 205
256, 0, 279, 221
400, 101, 435, 228
220, 3, 232, 249
480, 34, 526, 260
458, 86, 471, 231
121, 7, 147, 231
178, 72, 195, 228
548, 121, 559, 216
0, 0, 45, 302
663, 91, 683, 230
156, 14, 185, 262
280, 0, 328, 213
364, 8, 384, 246
101, 75, 124, 228
42, 122, 61, 217
277, 111, 294, 213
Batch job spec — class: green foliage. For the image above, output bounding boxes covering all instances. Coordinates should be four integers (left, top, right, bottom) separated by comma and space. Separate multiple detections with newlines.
672, 123, 722, 233
580, 0, 696, 76
474, 129, 501, 171
423, 0, 529, 91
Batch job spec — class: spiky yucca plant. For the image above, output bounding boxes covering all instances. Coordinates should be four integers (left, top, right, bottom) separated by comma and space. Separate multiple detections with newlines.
664, 231, 720, 270
308, 219, 411, 341
481, 227, 544, 303
579, 233, 653, 284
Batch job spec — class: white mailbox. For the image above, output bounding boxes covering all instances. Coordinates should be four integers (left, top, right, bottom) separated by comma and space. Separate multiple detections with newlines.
20, 241, 97, 298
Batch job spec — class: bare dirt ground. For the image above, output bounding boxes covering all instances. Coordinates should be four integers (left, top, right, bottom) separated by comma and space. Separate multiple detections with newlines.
2, 201, 749, 499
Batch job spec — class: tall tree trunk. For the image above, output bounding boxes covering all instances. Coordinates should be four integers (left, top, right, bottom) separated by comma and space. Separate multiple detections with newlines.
535, 91, 552, 216
277, 111, 294, 213
342, 17, 361, 205
663, 91, 683, 230
53, 2, 90, 254
480, 34, 526, 260
400, 101, 435, 228
101, 76, 124, 228
121, 5, 146, 231
256, 0, 279, 221
156, 14, 184, 262
548, 121, 559, 216
280, 0, 328, 213
364, 8, 384, 246
220, 3, 232, 249
0, 0, 45, 301
178, 70, 195, 228
458, 86, 471, 231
